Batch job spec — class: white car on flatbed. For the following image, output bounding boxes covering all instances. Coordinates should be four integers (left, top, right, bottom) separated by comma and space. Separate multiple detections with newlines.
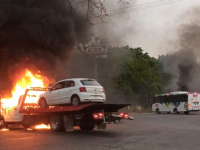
38, 78, 106, 108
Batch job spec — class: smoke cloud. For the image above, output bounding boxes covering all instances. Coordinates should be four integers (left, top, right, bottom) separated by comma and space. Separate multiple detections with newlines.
161, 7, 200, 92
0, 0, 90, 93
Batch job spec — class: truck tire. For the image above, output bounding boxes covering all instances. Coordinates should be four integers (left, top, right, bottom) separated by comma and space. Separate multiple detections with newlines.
71, 96, 80, 106
0, 120, 4, 129
39, 98, 48, 108
79, 115, 95, 131
23, 124, 31, 128
50, 115, 64, 132
3, 123, 8, 128
79, 123, 95, 131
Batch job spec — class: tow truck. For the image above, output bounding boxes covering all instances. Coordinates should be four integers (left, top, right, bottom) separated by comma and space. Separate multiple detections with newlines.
1, 87, 135, 132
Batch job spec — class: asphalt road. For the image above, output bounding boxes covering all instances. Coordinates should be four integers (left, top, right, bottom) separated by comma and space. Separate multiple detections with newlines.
1, 112, 200, 150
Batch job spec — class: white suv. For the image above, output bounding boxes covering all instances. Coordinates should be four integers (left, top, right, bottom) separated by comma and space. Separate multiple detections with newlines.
38, 78, 106, 108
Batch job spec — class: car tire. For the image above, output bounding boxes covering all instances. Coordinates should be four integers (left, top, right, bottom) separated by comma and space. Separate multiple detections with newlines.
50, 115, 64, 132
39, 98, 48, 108
71, 96, 80, 106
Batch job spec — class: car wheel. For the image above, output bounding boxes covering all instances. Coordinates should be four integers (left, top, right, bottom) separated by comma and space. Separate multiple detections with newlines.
39, 98, 48, 108
71, 96, 80, 106
50, 115, 64, 132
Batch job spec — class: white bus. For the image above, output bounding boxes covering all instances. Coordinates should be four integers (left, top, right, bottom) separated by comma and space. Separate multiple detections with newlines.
152, 91, 200, 114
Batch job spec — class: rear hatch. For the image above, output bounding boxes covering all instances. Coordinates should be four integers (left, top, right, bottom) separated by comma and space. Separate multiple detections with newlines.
80, 79, 104, 95
188, 92, 200, 110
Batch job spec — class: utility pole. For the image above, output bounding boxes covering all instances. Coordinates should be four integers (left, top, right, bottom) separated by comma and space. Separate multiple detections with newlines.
95, 58, 98, 80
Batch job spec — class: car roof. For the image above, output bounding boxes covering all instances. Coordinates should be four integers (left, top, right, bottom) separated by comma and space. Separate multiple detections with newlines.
55, 78, 95, 83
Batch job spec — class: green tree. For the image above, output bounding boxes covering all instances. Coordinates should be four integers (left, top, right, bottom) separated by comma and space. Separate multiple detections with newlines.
114, 47, 171, 107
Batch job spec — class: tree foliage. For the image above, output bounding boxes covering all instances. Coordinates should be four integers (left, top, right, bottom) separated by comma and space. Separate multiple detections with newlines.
114, 47, 172, 106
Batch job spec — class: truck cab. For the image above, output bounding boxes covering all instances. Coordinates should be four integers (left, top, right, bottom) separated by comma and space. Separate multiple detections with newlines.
2, 96, 24, 124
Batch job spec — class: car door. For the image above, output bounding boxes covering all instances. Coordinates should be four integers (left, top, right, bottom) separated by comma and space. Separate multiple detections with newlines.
60, 80, 75, 104
3, 96, 24, 122
46, 82, 64, 105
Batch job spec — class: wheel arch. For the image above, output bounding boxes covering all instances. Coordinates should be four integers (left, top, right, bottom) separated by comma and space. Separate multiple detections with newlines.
38, 97, 47, 104
70, 94, 80, 102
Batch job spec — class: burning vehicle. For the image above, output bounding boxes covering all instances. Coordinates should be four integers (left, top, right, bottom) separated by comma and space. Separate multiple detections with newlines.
0, 70, 134, 132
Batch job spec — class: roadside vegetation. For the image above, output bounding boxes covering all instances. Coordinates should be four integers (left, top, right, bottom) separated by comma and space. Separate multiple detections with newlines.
67, 45, 172, 111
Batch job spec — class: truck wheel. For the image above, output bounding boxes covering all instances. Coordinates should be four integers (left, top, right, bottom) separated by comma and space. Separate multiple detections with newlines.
79, 123, 95, 131
3, 123, 8, 128
0, 120, 4, 129
23, 124, 30, 128
71, 96, 80, 106
39, 98, 48, 108
79, 115, 95, 131
184, 111, 189, 114
50, 115, 64, 132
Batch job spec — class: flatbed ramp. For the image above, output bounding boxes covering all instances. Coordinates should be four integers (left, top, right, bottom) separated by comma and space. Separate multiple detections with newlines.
19, 103, 130, 114
10, 88, 135, 132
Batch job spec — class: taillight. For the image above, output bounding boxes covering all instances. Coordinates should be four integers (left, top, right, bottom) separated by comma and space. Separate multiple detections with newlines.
120, 112, 128, 118
124, 114, 129, 119
93, 113, 104, 119
93, 114, 98, 119
188, 103, 192, 108
120, 112, 124, 117
79, 87, 87, 92
103, 88, 105, 93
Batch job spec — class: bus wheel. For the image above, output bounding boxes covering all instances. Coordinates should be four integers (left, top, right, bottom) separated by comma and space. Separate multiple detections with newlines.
184, 111, 189, 114
156, 109, 160, 114
173, 108, 179, 114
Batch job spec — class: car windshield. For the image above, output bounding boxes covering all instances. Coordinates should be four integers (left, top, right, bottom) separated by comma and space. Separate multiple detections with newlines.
80, 80, 100, 86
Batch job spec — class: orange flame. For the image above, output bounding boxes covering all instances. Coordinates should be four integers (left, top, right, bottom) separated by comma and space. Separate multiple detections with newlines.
1, 69, 49, 108
34, 124, 50, 129
0, 128, 9, 131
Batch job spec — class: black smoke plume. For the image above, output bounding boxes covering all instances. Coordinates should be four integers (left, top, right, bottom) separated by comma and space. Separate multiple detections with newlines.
0, 0, 90, 94
161, 8, 200, 92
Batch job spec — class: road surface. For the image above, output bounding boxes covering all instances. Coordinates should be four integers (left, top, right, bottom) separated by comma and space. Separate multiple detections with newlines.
1, 113, 200, 150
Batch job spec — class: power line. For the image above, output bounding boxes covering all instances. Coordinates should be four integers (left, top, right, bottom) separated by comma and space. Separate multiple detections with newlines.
107, 0, 182, 12
107, 0, 184, 16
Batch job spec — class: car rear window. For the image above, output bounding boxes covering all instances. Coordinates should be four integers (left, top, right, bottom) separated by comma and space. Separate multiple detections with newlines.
80, 80, 100, 86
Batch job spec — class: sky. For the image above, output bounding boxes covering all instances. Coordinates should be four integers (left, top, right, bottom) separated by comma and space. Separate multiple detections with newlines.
93, 0, 200, 57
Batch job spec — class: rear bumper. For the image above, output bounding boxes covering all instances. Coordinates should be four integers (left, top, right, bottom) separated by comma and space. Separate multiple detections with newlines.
82, 99, 106, 103
79, 93, 106, 103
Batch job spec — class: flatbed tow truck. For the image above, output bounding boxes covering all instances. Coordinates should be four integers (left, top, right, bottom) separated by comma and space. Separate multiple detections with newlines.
0, 88, 135, 132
